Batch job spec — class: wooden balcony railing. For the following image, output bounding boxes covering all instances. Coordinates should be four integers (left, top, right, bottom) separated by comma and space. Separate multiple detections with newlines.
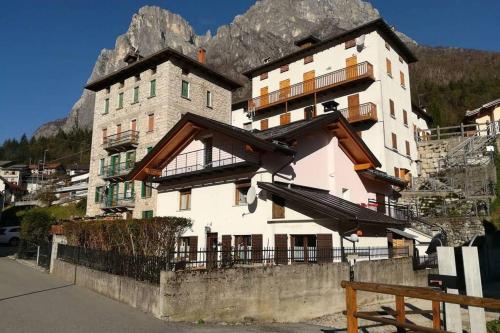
103, 130, 139, 152
248, 62, 374, 112
338, 102, 377, 123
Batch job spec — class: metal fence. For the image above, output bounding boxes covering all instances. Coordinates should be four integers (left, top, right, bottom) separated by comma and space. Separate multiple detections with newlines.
57, 244, 410, 283
57, 245, 168, 285
17, 240, 52, 270
412, 254, 438, 270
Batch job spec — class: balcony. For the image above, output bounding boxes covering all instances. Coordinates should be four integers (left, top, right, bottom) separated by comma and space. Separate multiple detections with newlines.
103, 130, 139, 152
248, 62, 374, 112
158, 146, 259, 181
338, 102, 378, 123
100, 161, 135, 181
100, 193, 135, 211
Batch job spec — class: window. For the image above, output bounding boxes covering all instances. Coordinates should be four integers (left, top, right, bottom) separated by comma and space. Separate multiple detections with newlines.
386, 58, 392, 77
392, 133, 398, 150
403, 110, 408, 126
181, 80, 190, 99
179, 189, 191, 210
272, 195, 285, 219
151, 66, 157, 75
304, 55, 314, 64
119, 80, 124, 88
133, 86, 139, 103
148, 114, 154, 132
118, 92, 124, 109
235, 182, 251, 205
99, 158, 105, 175
304, 106, 316, 120
400, 71, 405, 88
105, 87, 110, 94
102, 128, 107, 144
280, 112, 291, 125
147, 146, 153, 153
149, 79, 156, 97
135, 74, 140, 82
142, 210, 153, 219
124, 181, 134, 198
203, 137, 213, 167
260, 119, 269, 130
206, 91, 213, 108
103, 98, 109, 114
130, 119, 137, 132
141, 181, 152, 198
405, 141, 411, 156
260, 72, 268, 80
125, 151, 136, 169
345, 39, 356, 49
178, 237, 191, 254
94, 187, 102, 203
390, 99, 395, 118
243, 122, 252, 131
280, 64, 289, 73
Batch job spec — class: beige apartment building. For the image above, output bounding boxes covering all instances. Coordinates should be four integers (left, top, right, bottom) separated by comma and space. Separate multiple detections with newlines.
85, 48, 241, 218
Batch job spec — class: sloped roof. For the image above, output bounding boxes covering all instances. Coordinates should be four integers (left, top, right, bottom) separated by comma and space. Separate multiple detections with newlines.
258, 182, 405, 226
243, 18, 417, 78
85, 47, 242, 92
465, 98, 500, 118
0, 161, 14, 168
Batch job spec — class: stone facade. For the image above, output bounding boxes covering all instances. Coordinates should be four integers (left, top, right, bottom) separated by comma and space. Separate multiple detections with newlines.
426, 217, 485, 247
86, 55, 234, 218
416, 137, 461, 177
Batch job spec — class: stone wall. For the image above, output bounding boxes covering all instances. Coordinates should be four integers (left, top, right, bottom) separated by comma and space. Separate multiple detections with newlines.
52, 259, 162, 318
417, 137, 462, 177
426, 217, 485, 247
160, 257, 430, 323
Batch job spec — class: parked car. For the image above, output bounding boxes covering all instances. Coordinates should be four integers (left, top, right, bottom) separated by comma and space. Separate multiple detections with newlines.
0, 226, 20, 246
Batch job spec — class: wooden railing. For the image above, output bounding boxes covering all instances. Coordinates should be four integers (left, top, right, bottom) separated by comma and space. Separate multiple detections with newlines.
103, 130, 139, 151
341, 281, 500, 333
338, 102, 378, 123
248, 62, 374, 112
416, 121, 499, 142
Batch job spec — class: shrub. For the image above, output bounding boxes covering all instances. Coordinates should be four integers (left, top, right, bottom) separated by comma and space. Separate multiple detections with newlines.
63, 217, 192, 256
488, 320, 500, 333
20, 209, 55, 244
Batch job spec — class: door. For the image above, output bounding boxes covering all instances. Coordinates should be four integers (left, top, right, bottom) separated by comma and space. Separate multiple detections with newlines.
346, 55, 358, 79
206, 232, 218, 269
303, 70, 315, 93
116, 124, 122, 141
260, 86, 269, 106
347, 94, 360, 121
125, 151, 136, 169
110, 155, 120, 176
107, 183, 118, 206
279, 79, 290, 100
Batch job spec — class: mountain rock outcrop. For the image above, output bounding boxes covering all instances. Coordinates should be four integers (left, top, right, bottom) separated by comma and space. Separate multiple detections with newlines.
33, 0, 500, 138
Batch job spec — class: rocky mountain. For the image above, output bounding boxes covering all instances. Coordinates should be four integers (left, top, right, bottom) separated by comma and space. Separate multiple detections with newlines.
33, 0, 500, 138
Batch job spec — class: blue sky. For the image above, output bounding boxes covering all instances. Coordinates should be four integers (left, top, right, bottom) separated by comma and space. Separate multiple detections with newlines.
0, 0, 499, 144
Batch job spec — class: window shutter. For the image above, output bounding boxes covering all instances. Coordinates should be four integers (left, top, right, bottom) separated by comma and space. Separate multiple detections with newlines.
189, 236, 198, 261
221, 235, 232, 265
133, 86, 139, 102
95, 187, 100, 203
260, 72, 268, 80
400, 71, 405, 87
251, 234, 263, 263
274, 234, 288, 264
406, 141, 411, 156
272, 195, 285, 219
280, 112, 291, 125
148, 114, 154, 132
102, 128, 107, 144
304, 55, 314, 64
386, 58, 392, 76
260, 119, 269, 130
150, 79, 156, 97
141, 181, 146, 198
280, 64, 289, 73
403, 110, 408, 125
394, 167, 399, 178
345, 39, 356, 49
104, 98, 109, 114
390, 99, 395, 117
316, 234, 332, 263
392, 133, 397, 150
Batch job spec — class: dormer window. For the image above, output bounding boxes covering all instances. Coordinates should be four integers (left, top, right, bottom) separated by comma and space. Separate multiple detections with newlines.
304, 55, 314, 64
345, 39, 356, 49
135, 74, 141, 82
280, 64, 289, 73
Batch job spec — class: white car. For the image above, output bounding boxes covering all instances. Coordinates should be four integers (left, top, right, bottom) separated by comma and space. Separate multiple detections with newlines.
0, 226, 20, 247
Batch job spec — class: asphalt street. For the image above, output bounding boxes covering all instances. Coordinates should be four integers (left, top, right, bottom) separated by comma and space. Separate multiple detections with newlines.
0, 253, 332, 333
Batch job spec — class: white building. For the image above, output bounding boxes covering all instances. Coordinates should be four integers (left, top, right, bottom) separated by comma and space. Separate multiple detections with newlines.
233, 19, 432, 184
127, 112, 415, 263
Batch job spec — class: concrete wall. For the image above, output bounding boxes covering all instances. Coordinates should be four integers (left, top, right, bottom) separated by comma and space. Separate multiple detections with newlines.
160, 257, 430, 323
52, 259, 162, 318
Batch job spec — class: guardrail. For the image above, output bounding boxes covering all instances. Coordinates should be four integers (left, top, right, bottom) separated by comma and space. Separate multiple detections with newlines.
416, 121, 499, 142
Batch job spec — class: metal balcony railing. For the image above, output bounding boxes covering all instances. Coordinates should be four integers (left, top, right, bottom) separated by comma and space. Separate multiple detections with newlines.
100, 193, 135, 209
248, 62, 374, 112
100, 161, 135, 179
103, 130, 139, 151
163, 146, 258, 178
338, 102, 378, 123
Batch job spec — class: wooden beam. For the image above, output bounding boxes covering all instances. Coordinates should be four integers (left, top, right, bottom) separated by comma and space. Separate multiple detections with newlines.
354, 312, 448, 333
395, 295, 406, 333
354, 163, 372, 171
144, 168, 162, 177
432, 300, 441, 330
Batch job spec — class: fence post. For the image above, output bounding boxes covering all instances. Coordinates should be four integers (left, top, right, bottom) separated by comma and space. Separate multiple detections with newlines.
345, 284, 358, 333
36, 245, 40, 266
396, 295, 406, 333
437, 126, 441, 140
432, 300, 441, 329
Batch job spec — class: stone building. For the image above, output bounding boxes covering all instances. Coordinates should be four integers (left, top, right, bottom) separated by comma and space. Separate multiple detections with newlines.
85, 48, 241, 218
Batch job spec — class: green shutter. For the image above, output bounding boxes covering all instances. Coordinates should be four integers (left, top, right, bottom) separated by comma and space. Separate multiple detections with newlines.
104, 98, 109, 114
118, 93, 123, 108
150, 80, 156, 97
95, 187, 101, 203
181, 80, 189, 98
142, 210, 153, 219
141, 181, 146, 198
133, 87, 139, 103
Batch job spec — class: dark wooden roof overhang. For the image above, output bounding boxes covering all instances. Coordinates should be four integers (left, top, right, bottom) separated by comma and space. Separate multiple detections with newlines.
126, 113, 295, 182
85, 47, 243, 92
258, 182, 405, 226
243, 18, 417, 78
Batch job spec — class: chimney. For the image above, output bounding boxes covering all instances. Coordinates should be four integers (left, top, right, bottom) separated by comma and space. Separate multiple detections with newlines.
197, 48, 206, 64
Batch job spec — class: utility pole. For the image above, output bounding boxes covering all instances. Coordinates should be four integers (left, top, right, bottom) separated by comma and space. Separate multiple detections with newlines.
41, 149, 48, 183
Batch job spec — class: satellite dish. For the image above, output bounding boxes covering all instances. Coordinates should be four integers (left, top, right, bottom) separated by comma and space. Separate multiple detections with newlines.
356, 35, 365, 49
247, 186, 257, 205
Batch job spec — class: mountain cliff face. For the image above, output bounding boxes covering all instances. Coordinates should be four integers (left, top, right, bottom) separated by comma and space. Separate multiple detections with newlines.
33, 0, 500, 138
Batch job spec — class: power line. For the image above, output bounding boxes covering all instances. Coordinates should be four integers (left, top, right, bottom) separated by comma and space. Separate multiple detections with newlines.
46, 147, 91, 163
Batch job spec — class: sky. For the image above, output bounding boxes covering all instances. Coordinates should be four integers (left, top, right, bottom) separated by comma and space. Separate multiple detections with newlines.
0, 0, 499, 144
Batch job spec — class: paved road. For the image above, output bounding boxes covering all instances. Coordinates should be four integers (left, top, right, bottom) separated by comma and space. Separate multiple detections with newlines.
0, 256, 331, 333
